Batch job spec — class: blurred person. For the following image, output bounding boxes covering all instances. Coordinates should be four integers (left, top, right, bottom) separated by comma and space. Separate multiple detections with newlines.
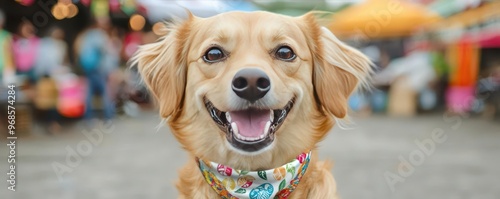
75, 17, 115, 122
3, 19, 39, 136
105, 27, 129, 113
32, 27, 69, 134
12, 20, 40, 84
34, 74, 60, 133
34, 26, 68, 79
54, 67, 86, 119
430, 45, 450, 110
0, 9, 15, 86
373, 50, 436, 116
0, 9, 16, 132
477, 64, 500, 119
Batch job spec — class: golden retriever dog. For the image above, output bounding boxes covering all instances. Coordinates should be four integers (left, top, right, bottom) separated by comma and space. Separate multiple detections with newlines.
133, 11, 372, 199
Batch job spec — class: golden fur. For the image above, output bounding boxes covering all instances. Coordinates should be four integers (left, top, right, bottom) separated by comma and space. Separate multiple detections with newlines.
133, 11, 372, 198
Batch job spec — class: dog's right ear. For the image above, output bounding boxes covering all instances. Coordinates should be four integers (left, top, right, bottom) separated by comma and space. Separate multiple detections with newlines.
131, 15, 194, 118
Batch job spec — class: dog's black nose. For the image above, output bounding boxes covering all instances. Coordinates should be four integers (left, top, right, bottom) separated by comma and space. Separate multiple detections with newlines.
232, 68, 270, 103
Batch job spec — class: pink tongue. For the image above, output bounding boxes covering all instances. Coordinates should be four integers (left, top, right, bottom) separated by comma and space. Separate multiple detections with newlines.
230, 109, 269, 138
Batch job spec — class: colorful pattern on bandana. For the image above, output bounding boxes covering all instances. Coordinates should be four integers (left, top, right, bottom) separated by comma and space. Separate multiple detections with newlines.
198, 151, 311, 199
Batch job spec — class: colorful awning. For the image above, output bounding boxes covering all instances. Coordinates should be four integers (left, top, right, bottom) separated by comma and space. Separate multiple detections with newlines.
329, 0, 441, 39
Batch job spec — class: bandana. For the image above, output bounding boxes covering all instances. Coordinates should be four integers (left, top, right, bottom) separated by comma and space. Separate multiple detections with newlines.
197, 151, 311, 199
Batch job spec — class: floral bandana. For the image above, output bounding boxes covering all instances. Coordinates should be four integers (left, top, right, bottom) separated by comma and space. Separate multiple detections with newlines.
197, 151, 311, 199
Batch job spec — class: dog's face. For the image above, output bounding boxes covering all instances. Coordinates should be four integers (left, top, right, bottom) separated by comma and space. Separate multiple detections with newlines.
134, 11, 371, 170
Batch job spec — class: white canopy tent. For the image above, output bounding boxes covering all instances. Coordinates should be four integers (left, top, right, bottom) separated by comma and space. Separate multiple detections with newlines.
137, 0, 258, 22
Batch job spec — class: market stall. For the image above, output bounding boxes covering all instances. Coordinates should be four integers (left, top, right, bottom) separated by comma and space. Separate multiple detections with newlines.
329, 0, 441, 39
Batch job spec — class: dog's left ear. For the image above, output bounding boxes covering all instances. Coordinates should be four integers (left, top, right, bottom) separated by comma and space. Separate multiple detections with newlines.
301, 14, 373, 118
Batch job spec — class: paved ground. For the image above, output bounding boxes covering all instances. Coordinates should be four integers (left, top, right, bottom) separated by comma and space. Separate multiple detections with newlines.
1, 110, 499, 199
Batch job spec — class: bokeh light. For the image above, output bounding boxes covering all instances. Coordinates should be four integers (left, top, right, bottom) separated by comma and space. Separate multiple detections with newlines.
66, 3, 79, 18
152, 22, 166, 36
129, 14, 146, 31
51, 3, 69, 20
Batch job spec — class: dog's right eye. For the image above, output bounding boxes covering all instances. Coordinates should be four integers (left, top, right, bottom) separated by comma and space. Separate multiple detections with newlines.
274, 46, 296, 61
203, 47, 226, 63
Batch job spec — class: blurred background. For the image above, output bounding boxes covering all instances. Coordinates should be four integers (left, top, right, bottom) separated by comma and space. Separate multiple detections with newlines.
0, 0, 499, 198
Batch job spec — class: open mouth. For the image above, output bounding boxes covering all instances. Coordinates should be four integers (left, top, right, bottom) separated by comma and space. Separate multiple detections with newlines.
205, 99, 294, 152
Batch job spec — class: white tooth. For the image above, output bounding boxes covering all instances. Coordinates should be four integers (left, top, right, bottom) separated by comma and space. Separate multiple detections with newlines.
226, 112, 232, 122
263, 121, 271, 139
231, 122, 238, 136
270, 110, 274, 122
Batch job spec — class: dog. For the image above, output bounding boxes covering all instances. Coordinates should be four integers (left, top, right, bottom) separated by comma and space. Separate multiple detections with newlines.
133, 11, 372, 199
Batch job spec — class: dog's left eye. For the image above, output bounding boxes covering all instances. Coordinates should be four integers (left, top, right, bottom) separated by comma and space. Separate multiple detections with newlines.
275, 46, 296, 61
203, 47, 226, 63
